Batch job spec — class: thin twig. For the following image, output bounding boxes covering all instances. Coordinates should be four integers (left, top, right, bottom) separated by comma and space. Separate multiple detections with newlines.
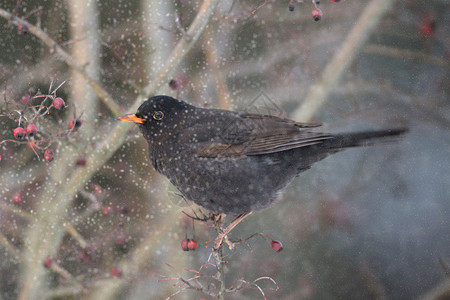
0, 202, 32, 220
203, 28, 232, 110
0, 8, 121, 116
159, 263, 218, 299
363, 44, 450, 69
0, 231, 24, 264
48, 261, 75, 281
63, 222, 89, 249
213, 220, 227, 300
42, 285, 83, 300
251, 0, 269, 15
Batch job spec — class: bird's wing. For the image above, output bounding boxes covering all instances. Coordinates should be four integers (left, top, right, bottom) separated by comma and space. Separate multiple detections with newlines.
194, 113, 332, 158
241, 113, 322, 128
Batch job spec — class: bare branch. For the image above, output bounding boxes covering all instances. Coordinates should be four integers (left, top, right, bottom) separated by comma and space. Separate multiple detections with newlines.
0, 8, 121, 116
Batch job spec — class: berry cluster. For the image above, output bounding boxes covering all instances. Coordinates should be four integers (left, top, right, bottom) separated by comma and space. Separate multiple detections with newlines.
180, 215, 199, 251
1, 82, 82, 162
181, 237, 199, 251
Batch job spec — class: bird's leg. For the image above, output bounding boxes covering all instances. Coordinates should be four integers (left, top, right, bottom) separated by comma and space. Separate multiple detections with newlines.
213, 212, 252, 251
211, 213, 225, 226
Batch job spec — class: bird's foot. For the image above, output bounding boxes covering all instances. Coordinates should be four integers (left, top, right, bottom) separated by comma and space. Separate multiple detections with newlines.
213, 212, 252, 252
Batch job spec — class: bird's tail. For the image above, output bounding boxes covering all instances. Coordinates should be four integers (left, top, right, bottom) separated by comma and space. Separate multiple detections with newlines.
325, 128, 408, 150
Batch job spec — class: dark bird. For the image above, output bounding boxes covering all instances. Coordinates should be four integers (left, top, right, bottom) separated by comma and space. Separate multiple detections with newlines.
119, 95, 407, 215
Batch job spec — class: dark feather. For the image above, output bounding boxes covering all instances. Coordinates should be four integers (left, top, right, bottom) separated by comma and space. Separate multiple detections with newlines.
195, 113, 332, 158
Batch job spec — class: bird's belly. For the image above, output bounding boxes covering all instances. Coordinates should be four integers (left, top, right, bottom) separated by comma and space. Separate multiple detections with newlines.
158, 154, 297, 215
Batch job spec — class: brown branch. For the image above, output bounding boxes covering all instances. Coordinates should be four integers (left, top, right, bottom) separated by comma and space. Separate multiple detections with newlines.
142, 0, 220, 96
63, 222, 89, 249
0, 202, 32, 220
42, 285, 84, 299
0, 231, 24, 264
362, 44, 450, 69
204, 28, 232, 110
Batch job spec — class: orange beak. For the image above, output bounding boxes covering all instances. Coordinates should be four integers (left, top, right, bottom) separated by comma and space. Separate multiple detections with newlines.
117, 114, 146, 124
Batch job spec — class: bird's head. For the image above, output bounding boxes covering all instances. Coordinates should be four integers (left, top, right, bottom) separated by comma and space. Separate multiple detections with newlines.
118, 95, 194, 144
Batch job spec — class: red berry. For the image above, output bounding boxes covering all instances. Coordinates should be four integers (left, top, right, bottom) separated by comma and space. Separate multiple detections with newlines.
181, 238, 190, 251
76, 157, 86, 166
270, 240, 283, 252
102, 205, 114, 217
26, 124, 37, 137
21, 94, 31, 105
52, 97, 65, 110
110, 267, 122, 277
68, 118, 82, 130
168, 76, 188, 90
187, 239, 198, 251
13, 127, 25, 139
169, 79, 180, 90
312, 8, 323, 21
288, 2, 295, 11
43, 257, 53, 268
331, 0, 340, 2
419, 24, 434, 38
78, 246, 95, 263
18, 23, 28, 35
418, 11, 435, 38
116, 235, 126, 246
44, 149, 54, 162
12, 192, 23, 205
93, 184, 102, 195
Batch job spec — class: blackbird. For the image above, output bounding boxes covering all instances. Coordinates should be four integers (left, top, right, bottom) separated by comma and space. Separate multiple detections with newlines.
119, 95, 407, 215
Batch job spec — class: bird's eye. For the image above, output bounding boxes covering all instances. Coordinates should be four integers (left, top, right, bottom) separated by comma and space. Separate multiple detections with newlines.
153, 111, 164, 120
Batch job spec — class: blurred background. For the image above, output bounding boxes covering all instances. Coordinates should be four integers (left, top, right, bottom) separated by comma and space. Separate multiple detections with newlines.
0, 0, 449, 299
